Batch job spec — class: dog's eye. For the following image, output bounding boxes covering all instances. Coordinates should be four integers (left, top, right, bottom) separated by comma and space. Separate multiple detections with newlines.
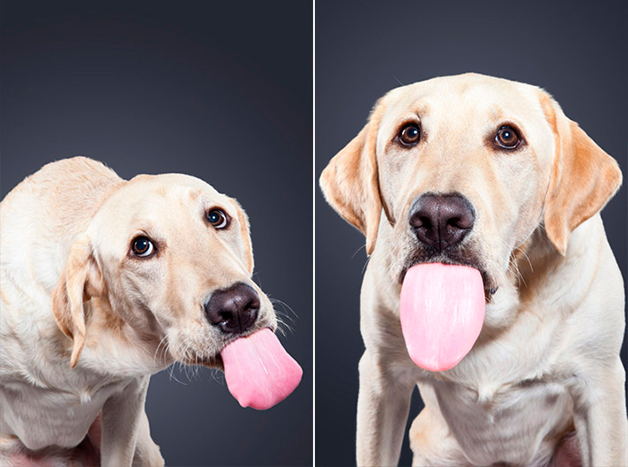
207, 209, 229, 229
495, 126, 521, 149
398, 123, 421, 146
131, 236, 155, 258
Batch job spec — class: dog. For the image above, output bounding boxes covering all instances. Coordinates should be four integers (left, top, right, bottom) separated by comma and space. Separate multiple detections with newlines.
320, 73, 625, 466
0, 156, 300, 466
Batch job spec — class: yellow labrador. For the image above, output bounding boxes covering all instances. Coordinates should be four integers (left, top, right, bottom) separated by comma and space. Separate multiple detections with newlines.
320, 73, 625, 466
0, 157, 300, 466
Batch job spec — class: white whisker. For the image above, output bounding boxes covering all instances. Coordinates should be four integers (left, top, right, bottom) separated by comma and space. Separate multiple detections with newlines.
352, 243, 366, 259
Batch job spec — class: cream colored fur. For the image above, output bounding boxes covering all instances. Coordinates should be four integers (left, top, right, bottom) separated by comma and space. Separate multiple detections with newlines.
320, 73, 625, 467
0, 157, 277, 466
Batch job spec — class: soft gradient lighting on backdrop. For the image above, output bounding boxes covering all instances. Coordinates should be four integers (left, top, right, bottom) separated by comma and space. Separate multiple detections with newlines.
1, 1, 312, 465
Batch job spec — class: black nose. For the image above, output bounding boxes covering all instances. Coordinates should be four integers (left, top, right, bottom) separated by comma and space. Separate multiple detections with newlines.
409, 194, 475, 252
205, 283, 260, 334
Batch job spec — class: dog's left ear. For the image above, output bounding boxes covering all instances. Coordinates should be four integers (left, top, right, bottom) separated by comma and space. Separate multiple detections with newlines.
51, 235, 104, 368
319, 101, 386, 255
541, 93, 623, 256
230, 198, 254, 275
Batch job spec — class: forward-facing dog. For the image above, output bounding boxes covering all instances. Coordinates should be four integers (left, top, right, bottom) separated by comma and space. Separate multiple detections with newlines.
320, 73, 625, 466
0, 157, 301, 466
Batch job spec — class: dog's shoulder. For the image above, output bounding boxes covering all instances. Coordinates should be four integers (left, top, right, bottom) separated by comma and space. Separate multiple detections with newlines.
1, 156, 124, 239
2, 156, 123, 217
1, 157, 125, 300
9, 156, 122, 205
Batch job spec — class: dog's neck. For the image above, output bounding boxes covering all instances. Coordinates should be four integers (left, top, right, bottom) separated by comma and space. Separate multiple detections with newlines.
510, 218, 599, 306
509, 226, 564, 302
469, 215, 603, 350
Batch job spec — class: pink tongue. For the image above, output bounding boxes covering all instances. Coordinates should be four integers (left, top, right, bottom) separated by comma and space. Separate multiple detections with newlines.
400, 263, 485, 372
221, 328, 302, 410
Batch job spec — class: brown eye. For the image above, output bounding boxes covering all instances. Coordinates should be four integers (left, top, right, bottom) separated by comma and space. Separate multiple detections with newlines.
207, 209, 228, 229
495, 126, 521, 149
131, 236, 155, 257
399, 123, 421, 146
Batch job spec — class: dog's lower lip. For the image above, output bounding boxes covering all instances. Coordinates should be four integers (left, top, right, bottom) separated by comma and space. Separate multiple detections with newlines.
200, 354, 223, 370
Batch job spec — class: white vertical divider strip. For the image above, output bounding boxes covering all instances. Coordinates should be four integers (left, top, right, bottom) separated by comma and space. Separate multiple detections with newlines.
312, 0, 316, 465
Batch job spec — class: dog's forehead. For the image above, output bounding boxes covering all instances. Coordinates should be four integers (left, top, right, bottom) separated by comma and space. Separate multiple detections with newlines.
94, 173, 236, 228
128, 173, 220, 197
381, 74, 543, 128
114, 173, 234, 211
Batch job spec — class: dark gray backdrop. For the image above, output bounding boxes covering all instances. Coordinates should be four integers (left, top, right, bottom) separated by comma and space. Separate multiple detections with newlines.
1, 1, 312, 466
316, 1, 627, 466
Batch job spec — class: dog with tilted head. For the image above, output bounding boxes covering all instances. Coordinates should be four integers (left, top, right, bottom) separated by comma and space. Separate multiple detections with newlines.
0, 157, 301, 466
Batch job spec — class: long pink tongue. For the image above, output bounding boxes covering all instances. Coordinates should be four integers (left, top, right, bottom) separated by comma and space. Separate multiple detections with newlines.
221, 328, 302, 410
400, 263, 485, 372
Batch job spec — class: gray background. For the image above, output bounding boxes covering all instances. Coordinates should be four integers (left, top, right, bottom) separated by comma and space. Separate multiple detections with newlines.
1, 1, 312, 466
316, 1, 627, 466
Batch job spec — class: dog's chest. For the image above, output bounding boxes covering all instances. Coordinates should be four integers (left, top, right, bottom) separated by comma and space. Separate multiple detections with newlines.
434, 379, 573, 466
0, 377, 127, 451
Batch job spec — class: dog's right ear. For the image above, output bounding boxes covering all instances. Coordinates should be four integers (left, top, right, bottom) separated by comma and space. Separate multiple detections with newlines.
539, 92, 623, 255
319, 103, 385, 255
51, 235, 104, 368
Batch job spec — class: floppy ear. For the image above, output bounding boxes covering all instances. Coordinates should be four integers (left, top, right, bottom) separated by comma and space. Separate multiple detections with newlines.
51, 235, 104, 368
319, 103, 385, 255
230, 198, 254, 275
541, 95, 623, 256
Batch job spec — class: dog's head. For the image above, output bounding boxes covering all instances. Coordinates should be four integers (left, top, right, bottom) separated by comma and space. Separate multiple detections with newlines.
52, 173, 275, 368
321, 73, 621, 308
